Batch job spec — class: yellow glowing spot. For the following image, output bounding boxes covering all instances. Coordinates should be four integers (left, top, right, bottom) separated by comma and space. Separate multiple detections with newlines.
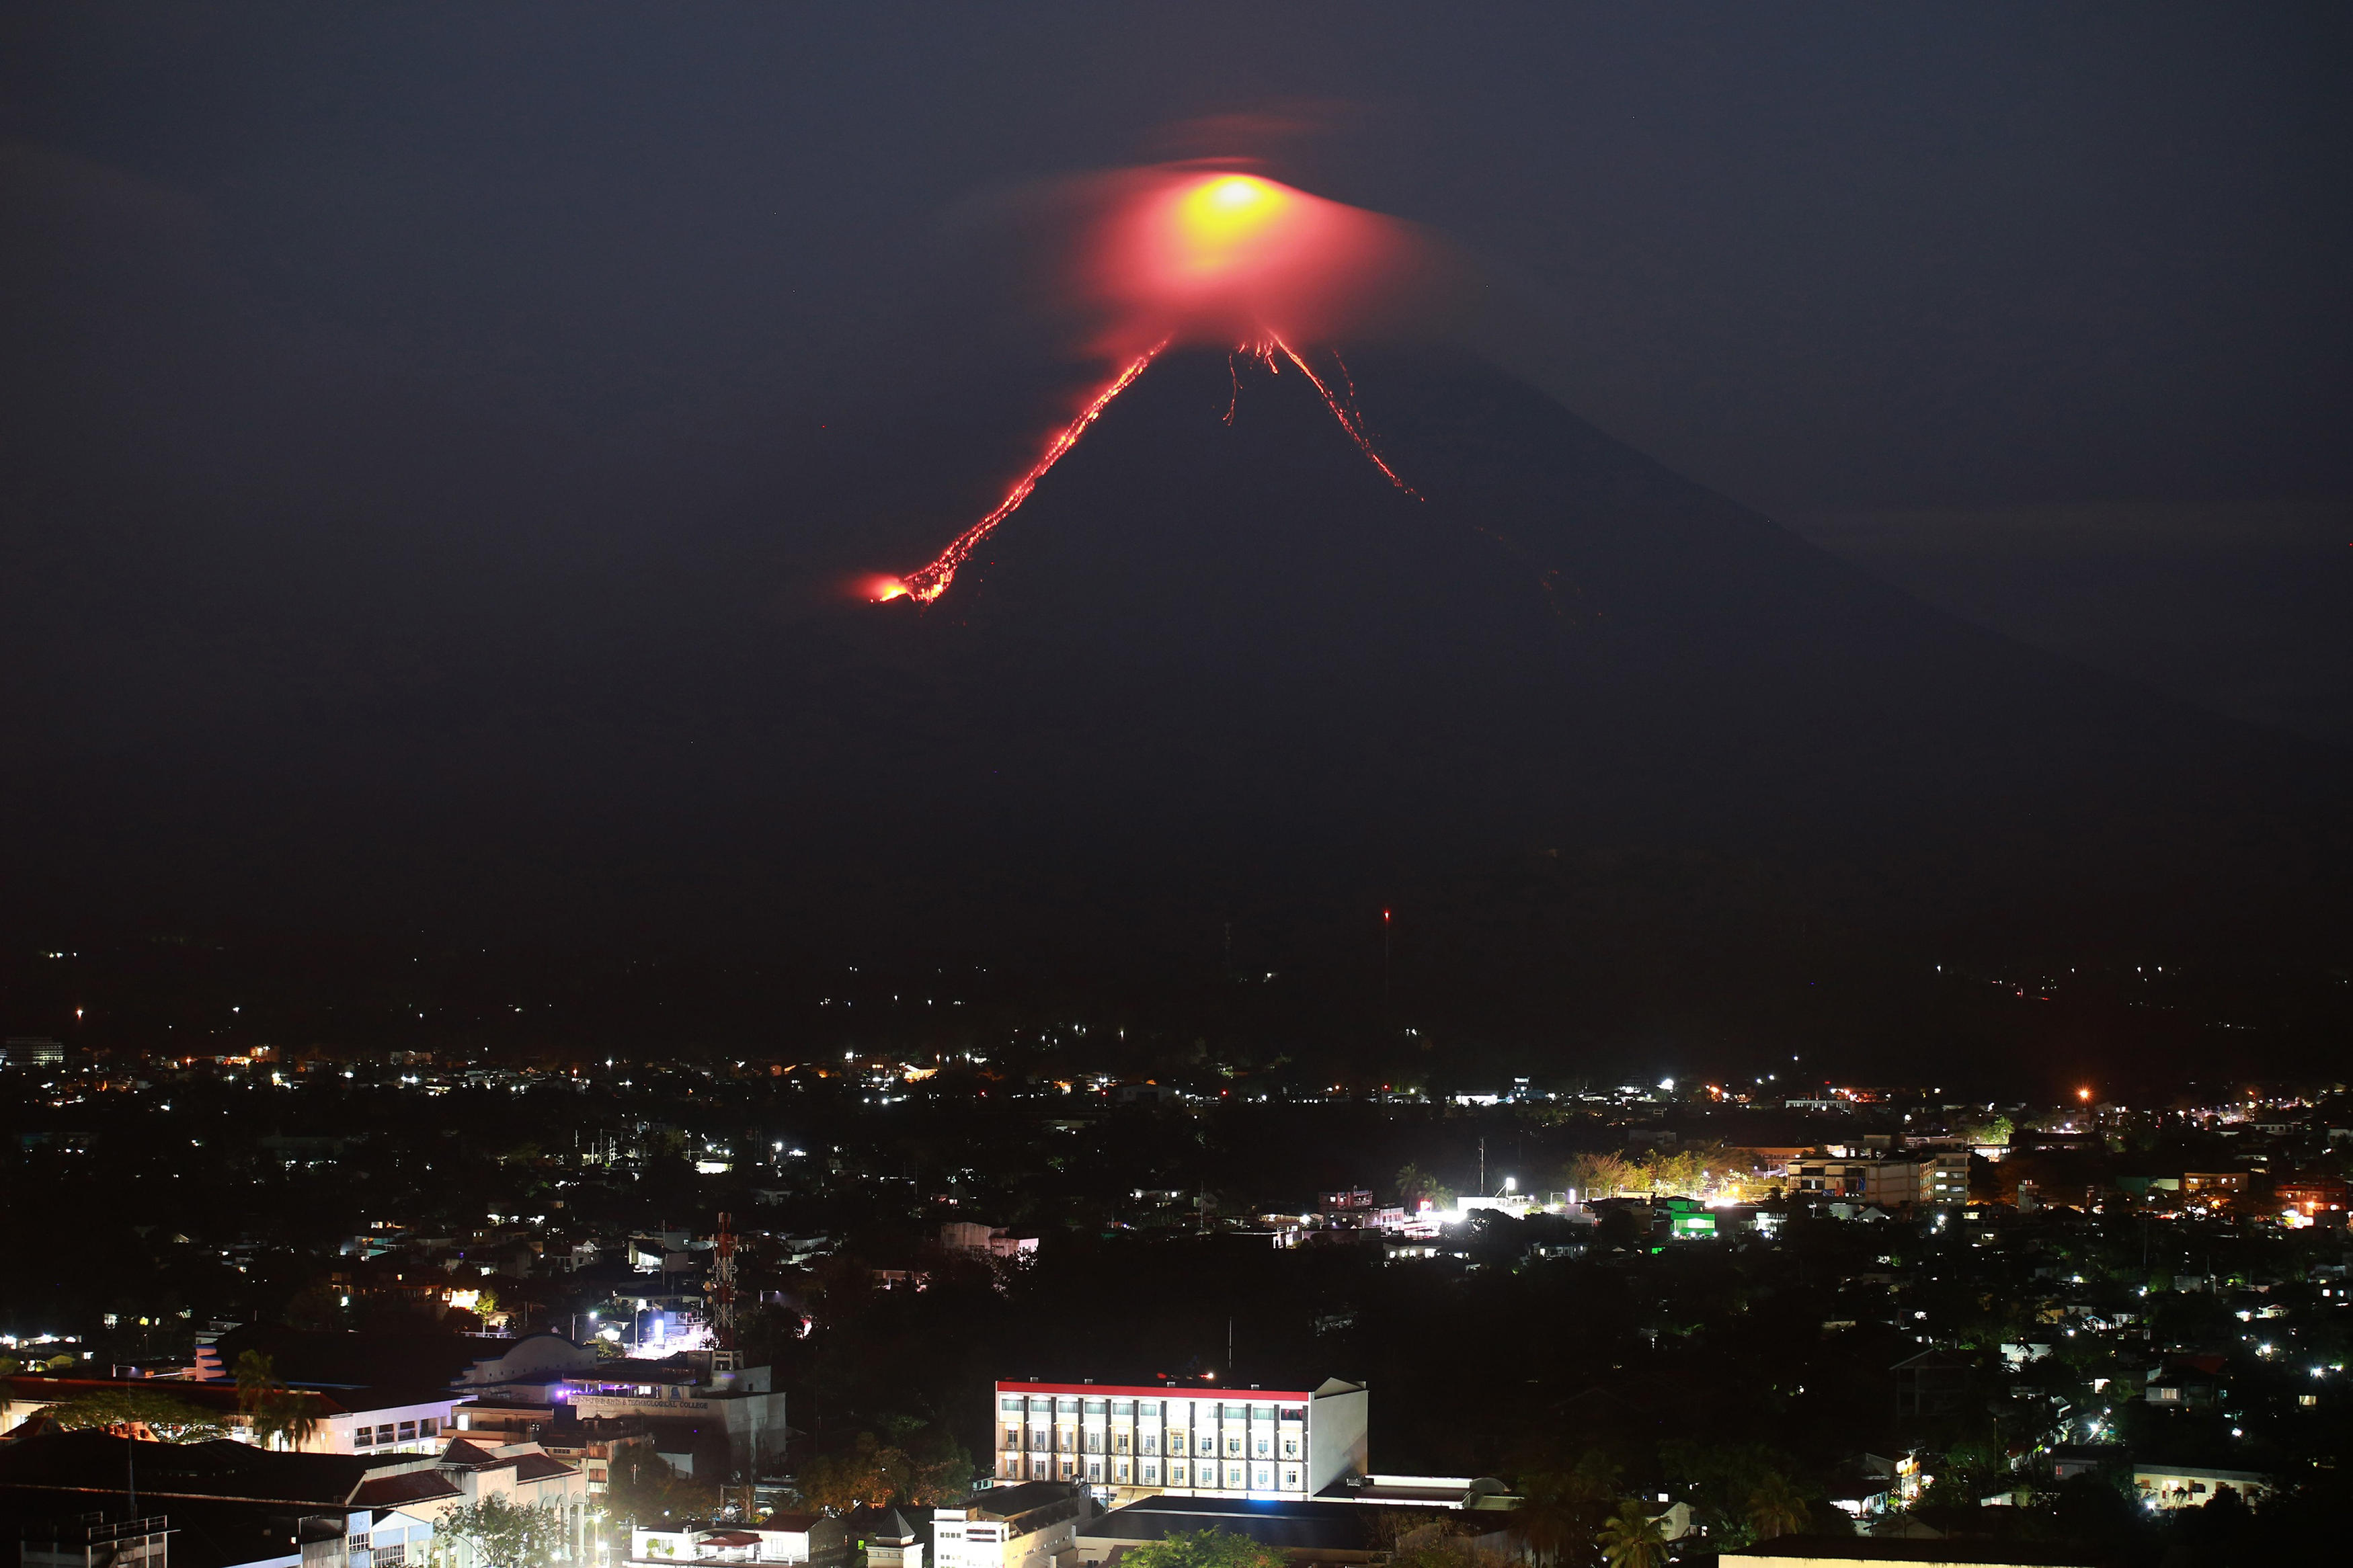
1176, 175, 1289, 268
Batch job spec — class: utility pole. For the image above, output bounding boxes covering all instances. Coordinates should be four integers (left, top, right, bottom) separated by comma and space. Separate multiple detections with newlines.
1478, 1137, 1486, 1198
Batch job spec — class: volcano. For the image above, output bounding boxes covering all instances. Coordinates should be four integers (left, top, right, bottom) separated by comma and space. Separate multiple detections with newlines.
20, 343, 2348, 1059
785, 347, 2347, 966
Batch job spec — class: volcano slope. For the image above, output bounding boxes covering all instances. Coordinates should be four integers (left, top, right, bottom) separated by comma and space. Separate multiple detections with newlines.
17, 343, 2344, 1061
779, 345, 2346, 979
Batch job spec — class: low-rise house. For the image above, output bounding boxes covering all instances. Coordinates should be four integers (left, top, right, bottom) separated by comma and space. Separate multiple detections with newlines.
628, 1516, 836, 1566
2131, 1462, 2272, 1509
932, 1482, 1088, 1568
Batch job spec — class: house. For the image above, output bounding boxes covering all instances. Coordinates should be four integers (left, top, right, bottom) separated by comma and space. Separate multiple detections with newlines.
941, 1224, 1039, 1261
0, 1374, 461, 1459
1722, 1538, 2096, 1567
846, 1507, 932, 1568
932, 1482, 1089, 1568
2131, 1463, 2272, 1510
0, 1428, 580, 1568
1891, 1351, 1978, 1419
628, 1516, 838, 1566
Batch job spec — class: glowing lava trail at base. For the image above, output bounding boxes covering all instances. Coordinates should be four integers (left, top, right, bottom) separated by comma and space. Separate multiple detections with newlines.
870, 342, 1167, 605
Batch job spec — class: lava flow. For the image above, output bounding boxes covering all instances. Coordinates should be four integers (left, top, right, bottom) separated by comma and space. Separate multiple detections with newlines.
1261, 333, 1418, 497
867, 343, 1166, 605
870, 168, 1435, 606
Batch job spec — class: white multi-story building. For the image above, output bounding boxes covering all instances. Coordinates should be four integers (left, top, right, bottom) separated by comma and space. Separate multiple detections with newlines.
989, 1380, 1367, 1499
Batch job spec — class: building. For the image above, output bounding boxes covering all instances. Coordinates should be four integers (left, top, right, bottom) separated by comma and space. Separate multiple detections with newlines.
845, 1508, 930, 1568
21, 1516, 171, 1568
1722, 1540, 2095, 1568
940, 1225, 1039, 1262
555, 1360, 786, 1477
932, 1482, 1088, 1568
1077, 1495, 1382, 1566
988, 1380, 1367, 1499
0, 1428, 586, 1568
0, 1375, 460, 1459
628, 1516, 836, 1566
2130, 1463, 2272, 1510
1, 1038, 65, 1067
1787, 1155, 1968, 1208
1891, 1351, 1977, 1420
2180, 1172, 2247, 1206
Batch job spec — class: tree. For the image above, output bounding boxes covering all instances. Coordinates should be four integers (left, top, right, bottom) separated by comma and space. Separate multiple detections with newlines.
797, 1432, 896, 1514
1744, 1472, 1810, 1541
430, 1495, 569, 1568
601, 1441, 719, 1526
1956, 1114, 2013, 1149
1563, 1154, 1636, 1202
1121, 1530, 1289, 1568
1511, 1452, 1620, 1567
1596, 1500, 1665, 1568
233, 1352, 321, 1451
34, 1389, 231, 1443
1395, 1163, 1454, 1210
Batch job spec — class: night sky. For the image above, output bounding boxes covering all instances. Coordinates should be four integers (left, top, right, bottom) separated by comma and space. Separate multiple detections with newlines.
3, 6, 2349, 1028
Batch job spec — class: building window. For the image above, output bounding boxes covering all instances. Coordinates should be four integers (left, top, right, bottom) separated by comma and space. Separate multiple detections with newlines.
1142, 1435, 1158, 1455
1283, 1469, 1300, 1489
1085, 1432, 1103, 1454
1168, 1463, 1185, 1484
1254, 1439, 1269, 1456
1142, 1464, 1158, 1485
1227, 1467, 1242, 1489
1254, 1469, 1270, 1490
1199, 1436, 1215, 1455
378, 1426, 395, 1445
399, 1421, 417, 1442
419, 1419, 437, 1438
1114, 1433, 1129, 1454
1226, 1437, 1241, 1456
1279, 1407, 1304, 1422
1282, 1440, 1298, 1458
355, 1428, 374, 1447
1033, 1458, 1049, 1479
1006, 1429, 1020, 1450
1088, 1461, 1102, 1482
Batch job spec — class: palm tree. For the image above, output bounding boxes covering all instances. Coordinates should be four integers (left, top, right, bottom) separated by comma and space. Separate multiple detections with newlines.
1745, 1472, 1810, 1542
234, 1352, 321, 1451
1597, 1499, 1666, 1568
1512, 1452, 1621, 1567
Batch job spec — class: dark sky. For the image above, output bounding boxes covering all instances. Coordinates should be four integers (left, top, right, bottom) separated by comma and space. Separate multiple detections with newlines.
4, 3, 2351, 953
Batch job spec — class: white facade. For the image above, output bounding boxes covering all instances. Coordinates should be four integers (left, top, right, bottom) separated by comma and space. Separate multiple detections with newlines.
932, 1487, 1084, 1568
990, 1380, 1367, 1499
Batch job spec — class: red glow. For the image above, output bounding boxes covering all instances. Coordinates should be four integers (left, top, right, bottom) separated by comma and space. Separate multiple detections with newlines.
1085, 169, 1433, 356
871, 169, 1436, 607
885, 343, 1166, 606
